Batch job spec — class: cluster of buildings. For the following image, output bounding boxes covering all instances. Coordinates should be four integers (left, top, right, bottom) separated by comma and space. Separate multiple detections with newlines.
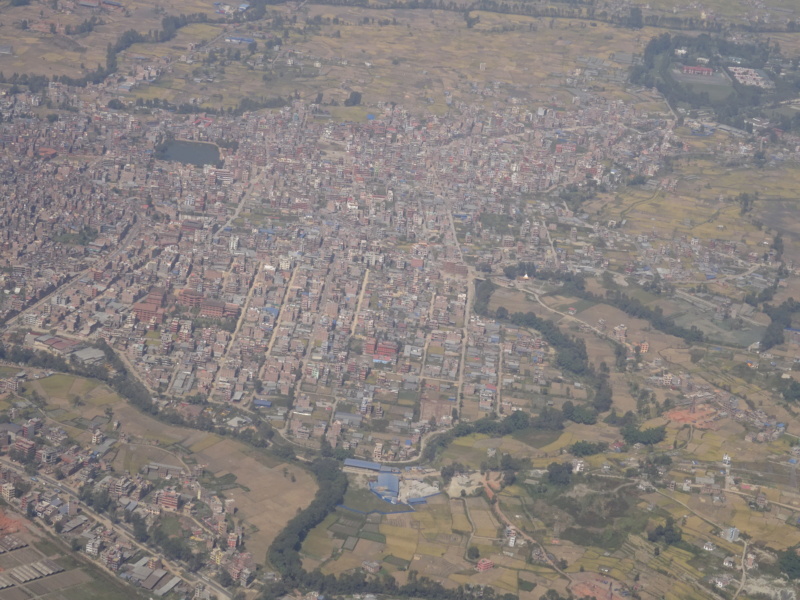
0, 71, 790, 465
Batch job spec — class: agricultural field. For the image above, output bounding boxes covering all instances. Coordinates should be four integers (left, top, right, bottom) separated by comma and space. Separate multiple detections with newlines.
0, 0, 680, 113
22, 372, 317, 565
0, 0, 217, 80
302, 490, 571, 592
600, 159, 800, 258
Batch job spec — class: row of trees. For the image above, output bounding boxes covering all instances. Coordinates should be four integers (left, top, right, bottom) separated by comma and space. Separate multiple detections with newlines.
593, 289, 704, 344
423, 410, 535, 462
569, 441, 608, 457
292, 0, 790, 33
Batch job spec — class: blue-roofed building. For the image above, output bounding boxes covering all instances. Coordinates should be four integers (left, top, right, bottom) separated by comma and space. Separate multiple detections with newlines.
253, 399, 272, 408
344, 458, 382, 472
378, 472, 399, 493
371, 472, 399, 503
225, 36, 255, 44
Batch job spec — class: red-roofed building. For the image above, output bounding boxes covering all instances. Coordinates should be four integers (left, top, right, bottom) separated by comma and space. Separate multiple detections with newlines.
475, 558, 494, 572
683, 65, 713, 76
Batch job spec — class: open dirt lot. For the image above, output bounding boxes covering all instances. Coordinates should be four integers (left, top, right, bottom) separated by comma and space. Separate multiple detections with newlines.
195, 438, 316, 560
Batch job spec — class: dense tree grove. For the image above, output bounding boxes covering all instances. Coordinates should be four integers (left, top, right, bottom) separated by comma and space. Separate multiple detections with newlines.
647, 517, 682, 545
562, 400, 596, 425
621, 423, 667, 445
761, 298, 800, 350
473, 278, 497, 317
546, 462, 573, 486
779, 547, 800, 579
569, 441, 608, 457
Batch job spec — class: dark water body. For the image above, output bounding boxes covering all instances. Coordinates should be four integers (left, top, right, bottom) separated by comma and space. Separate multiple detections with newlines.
162, 140, 221, 167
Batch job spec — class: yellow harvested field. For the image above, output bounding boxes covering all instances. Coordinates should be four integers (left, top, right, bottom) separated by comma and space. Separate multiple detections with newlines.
380, 524, 418, 560
188, 433, 223, 453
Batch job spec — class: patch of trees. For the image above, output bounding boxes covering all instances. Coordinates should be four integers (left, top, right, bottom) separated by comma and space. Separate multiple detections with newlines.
546, 462, 573, 486
621, 423, 666, 446
440, 462, 466, 485
529, 406, 565, 431
499, 266, 701, 344
344, 91, 362, 106
647, 517, 682, 545
472, 278, 496, 317
0, 73, 50, 94
501, 310, 591, 377
761, 298, 800, 350
605, 409, 637, 429
79, 485, 114, 514
592, 377, 613, 412
641, 454, 672, 479
138, 95, 288, 118
558, 183, 600, 212
502, 262, 537, 280
783, 380, 800, 403
736, 191, 757, 216
744, 281, 777, 308
131, 514, 149, 542
562, 400, 596, 425
779, 547, 800, 579
569, 441, 607, 457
